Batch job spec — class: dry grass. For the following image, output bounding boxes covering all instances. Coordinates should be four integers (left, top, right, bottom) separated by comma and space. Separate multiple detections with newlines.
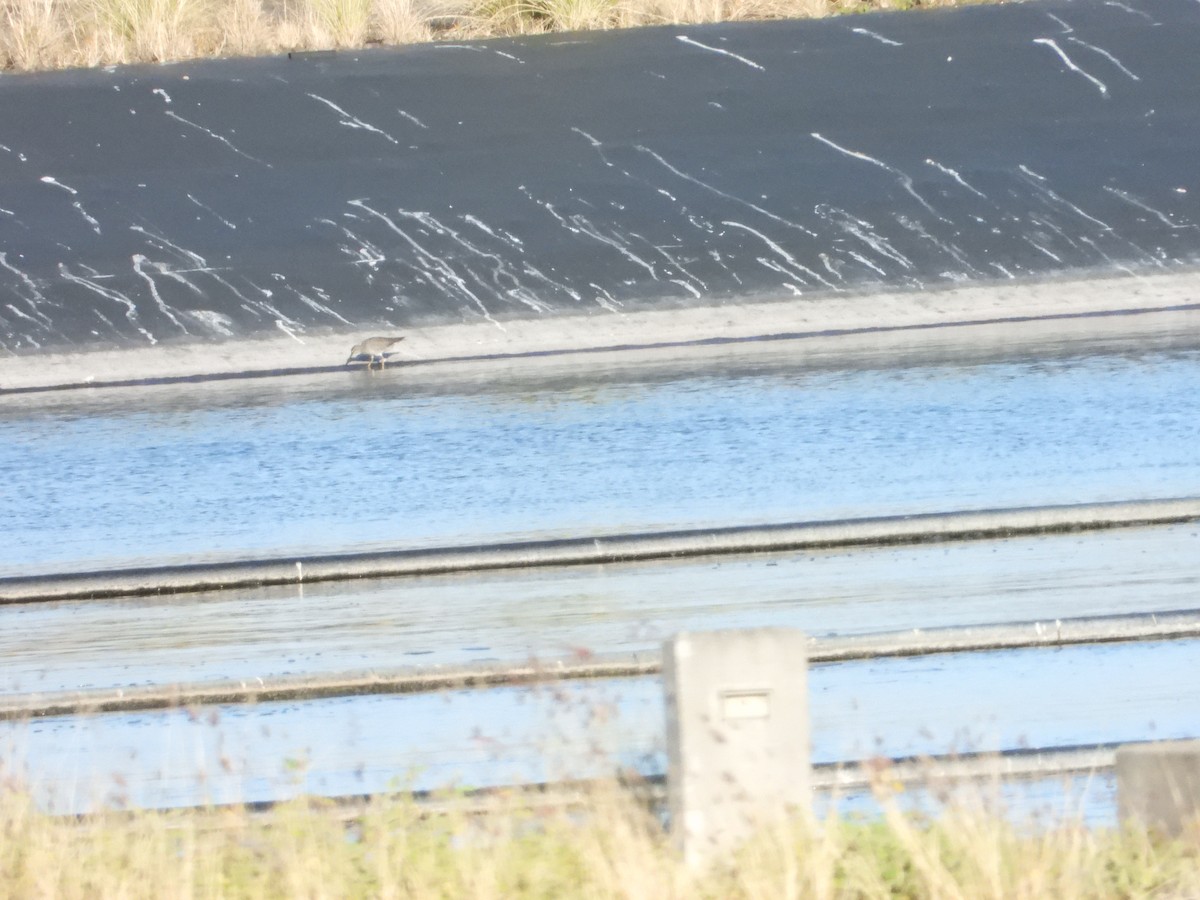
0, 0, 973, 72
1, 0, 68, 70
1, 776, 1198, 899
215, 0, 275, 58
373, 0, 431, 46
628, 0, 828, 28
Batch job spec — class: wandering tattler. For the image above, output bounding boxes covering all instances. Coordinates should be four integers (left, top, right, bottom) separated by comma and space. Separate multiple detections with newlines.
346, 336, 405, 370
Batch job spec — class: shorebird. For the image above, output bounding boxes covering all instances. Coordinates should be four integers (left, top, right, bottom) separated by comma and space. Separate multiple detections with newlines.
346, 336, 405, 370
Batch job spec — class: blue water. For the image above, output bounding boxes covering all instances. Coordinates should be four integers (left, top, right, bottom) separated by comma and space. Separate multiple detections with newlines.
4, 522, 1199, 695
3, 639, 1196, 815
3, 350, 1200, 574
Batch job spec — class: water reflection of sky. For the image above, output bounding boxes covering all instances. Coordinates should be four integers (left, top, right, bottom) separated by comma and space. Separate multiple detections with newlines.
3, 350, 1200, 574
3, 640, 1196, 816
3, 349, 1199, 819
4, 521, 1199, 695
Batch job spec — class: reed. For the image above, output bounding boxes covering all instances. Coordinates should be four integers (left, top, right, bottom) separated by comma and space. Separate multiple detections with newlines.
82, 0, 217, 64
373, 0, 431, 47
214, 0, 275, 58
0, 0, 66, 71
0, 0, 981, 73
1, 777, 1197, 898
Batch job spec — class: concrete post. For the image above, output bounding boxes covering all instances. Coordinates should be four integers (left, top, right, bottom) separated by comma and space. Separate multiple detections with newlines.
664, 628, 810, 867
1117, 740, 1200, 835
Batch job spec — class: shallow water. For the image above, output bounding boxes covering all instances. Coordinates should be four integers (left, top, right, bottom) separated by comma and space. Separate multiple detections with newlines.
4, 345, 1200, 818
3, 349, 1200, 575
2, 522, 1198, 695
2, 639, 1195, 815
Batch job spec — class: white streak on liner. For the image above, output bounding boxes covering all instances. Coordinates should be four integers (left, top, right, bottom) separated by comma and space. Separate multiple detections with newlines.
568, 215, 659, 279
307, 94, 398, 145
149, 264, 208, 296
1103, 1, 1158, 23
58, 264, 156, 343
676, 35, 764, 71
152, 88, 172, 103
894, 214, 977, 274
668, 278, 702, 298
1103, 186, 1193, 229
925, 159, 987, 198
572, 127, 602, 148
187, 193, 238, 229
816, 204, 911, 270
851, 27, 902, 46
1044, 12, 1073, 32
381, 207, 561, 313
811, 133, 941, 217
753, 256, 804, 292
186, 309, 234, 335
166, 111, 272, 165
0, 253, 40, 297
845, 248, 886, 275
722, 220, 834, 287
323, 220, 388, 270
570, 127, 615, 169
1024, 236, 1063, 262
631, 231, 708, 292
5, 306, 40, 327
818, 253, 844, 281
463, 214, 524, 249
286, 286, 353, 324
348, 198, 503, 327
0, 253, 54, 326
1020, 170, 1114, 232
634, 144, 818, 237
130, 225, 207, 266
587, 282, 621, 312
1033, 38, 1109, 97
40, 176, 77, 194
1066, 37, 1140, 80
72, 201, 101, 234
275, 319, 305, 343
397, 109, 429, 129
132, 254, 189, 332
522, 261, 583, 304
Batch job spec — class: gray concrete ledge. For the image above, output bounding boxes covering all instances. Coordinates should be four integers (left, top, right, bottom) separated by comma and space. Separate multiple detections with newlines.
4, 607, 1197, 721
1117, 739, 1200, 834
811, 608, 1200, 662
3, 269, 1200, 396
3, 497, 1198, 604
131, 742, 1122, 827
816, 743, 1119, 792
4, 296, 1199, 397
354, 744, 1127, 822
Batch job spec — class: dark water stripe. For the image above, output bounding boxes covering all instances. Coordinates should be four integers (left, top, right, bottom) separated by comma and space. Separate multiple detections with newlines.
5, 607, 1196, 720
3, 497, 1198, 604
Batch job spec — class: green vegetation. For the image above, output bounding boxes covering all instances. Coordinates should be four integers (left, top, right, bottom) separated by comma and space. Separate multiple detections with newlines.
0, 0, 967, 73
1, 781, 1198, 898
